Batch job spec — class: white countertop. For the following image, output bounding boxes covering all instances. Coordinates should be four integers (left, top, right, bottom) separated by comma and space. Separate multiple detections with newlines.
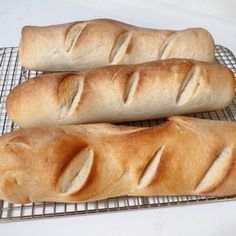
1, 0, 236, 235
2, 201, 236, 236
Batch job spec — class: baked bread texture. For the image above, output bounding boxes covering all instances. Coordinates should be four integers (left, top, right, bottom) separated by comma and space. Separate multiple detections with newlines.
19, 19, 215, 71
0, 116, 236, 204
6, 59, 235, 128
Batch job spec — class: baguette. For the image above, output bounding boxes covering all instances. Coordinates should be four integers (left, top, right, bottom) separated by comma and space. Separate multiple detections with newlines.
0, 116, 236, 204
6, 59, 235, 128
19, 19, 215, 71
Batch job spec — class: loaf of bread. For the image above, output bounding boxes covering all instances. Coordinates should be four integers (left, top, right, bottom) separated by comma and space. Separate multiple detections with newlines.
19, 18, 215, 71
7, 59, 235, 128
0, 116, 236, 204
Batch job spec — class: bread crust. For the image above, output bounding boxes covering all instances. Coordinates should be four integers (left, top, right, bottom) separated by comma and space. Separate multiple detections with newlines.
19, 19, 215, 71
0, 116, 236, 204
6, 59, 235, 127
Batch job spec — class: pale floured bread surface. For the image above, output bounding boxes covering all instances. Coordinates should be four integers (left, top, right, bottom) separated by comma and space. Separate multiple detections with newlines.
19, 19, 215, 71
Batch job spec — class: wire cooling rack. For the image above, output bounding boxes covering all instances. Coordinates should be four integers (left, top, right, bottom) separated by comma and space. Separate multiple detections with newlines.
0, 45, 236, 223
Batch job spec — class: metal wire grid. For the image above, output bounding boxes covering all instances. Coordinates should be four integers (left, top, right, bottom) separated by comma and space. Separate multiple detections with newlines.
0, 45, 236, 222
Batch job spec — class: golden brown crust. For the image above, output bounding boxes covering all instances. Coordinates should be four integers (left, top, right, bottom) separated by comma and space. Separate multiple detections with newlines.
18, 18, 215, 71
0, 116, 236, 204
6, 59, 235, 128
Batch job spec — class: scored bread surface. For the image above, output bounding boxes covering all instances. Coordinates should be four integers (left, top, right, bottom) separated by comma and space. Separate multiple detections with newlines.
19, 19, 215, 71
6, 59, 235, 127
0, 116, 236, 204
